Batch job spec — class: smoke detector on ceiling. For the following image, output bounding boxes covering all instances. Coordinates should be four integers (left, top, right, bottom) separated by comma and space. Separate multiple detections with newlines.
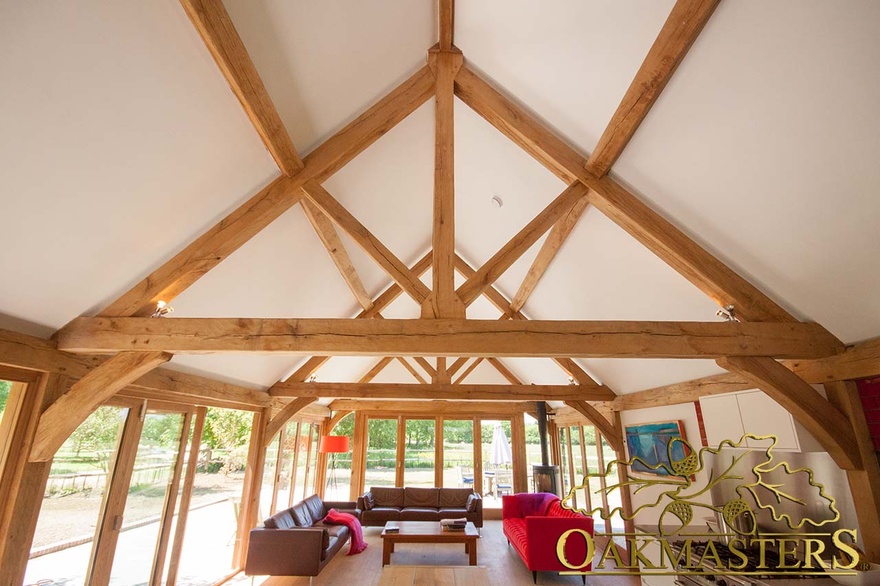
491, 195, 504, 208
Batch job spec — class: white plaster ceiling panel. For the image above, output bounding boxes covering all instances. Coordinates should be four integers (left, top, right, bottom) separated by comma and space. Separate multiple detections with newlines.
455, 99, 566, 272
370, 358, 421, 384
172, 206, 359, 319
322, 102, 434, 268
503, 358, 573, 386
466, 291, 505, 321
458, 360, 509, 385
310, 356, 381, 384
455, 0, 675, 154
379, 287, 422, 320
522, 206, 721, 321
166, 354, 291, 390
578, 359, 726, 395
224, 0, 434, 155
612, 0, 880, 343
0, 1, 277, 334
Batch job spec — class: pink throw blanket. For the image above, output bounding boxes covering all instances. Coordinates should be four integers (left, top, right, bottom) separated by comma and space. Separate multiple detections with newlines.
323, 508, 367, 555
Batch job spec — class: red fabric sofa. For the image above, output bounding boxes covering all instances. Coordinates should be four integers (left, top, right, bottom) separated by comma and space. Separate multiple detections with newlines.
502, 492, 593, 584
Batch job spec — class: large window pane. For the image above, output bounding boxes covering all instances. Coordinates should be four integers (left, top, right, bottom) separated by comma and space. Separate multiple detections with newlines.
524, 414, 540, 492
110, 412, 184, 584
601, 435, 626, 530
481, 419, 512, 508
25, 406, 128, 585
261, 432, 280, 517
365, 419, 397, 488
324, 413, 353, 501
442, 420, 473, 489
403, 419, 435, 487
173, 407, 251, 583
305, 423, 319, 497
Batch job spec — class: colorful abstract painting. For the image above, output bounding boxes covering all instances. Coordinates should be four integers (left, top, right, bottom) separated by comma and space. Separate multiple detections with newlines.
624, 421, 689, 477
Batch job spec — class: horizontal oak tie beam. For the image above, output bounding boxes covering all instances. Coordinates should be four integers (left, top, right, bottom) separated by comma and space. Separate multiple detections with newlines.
58, 317, 841, 359
270, 382, 611, 401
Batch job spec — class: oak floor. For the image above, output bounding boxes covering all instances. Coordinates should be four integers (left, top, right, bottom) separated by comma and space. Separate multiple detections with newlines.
251, 520, 641, 586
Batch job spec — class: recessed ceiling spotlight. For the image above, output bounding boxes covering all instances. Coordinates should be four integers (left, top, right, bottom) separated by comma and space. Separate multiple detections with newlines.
491, 195, 504, 208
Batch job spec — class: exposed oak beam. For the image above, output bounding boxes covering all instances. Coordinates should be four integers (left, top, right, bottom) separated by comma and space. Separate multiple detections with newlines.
30, 352, 172, 461
277, 253, 432, 385
180, 0, 303, 175
586, 0, 721, 177
511, 196, 590, 313
328, 399, 539, 415
427, 47, 465, 318
564, 400, 622, 452
454, 64, 799, 324
611, 372, 754, 411
271, 382, 609, 401
0, 328, 268, 411
99, 66, 434, 318
717, 357, 861, 470
397, 357, 428, 384
413, 356, 438, 379
302, 181, 430, 304
486, 357, 522, 385
439, 0, 454, 51
447, 357, 469, 378
360, 357, 395, 383
453, 358, 484, 384
786, 336, 880, 383
59, 317, 840, 358
824, 380, 880, 560
301, 199, 373, 310
264, 397, 317, 445
457, 182, 590, 306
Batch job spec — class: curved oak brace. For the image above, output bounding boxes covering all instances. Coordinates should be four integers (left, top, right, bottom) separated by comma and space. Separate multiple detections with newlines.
564, 400, 622, 453
327, 410, 353, 434
29, 351, 172, 462
716, 356, 861, 470
264, 397, 317, 446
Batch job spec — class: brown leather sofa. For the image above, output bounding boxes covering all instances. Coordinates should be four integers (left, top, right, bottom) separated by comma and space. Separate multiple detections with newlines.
357, 486, 482, 527
244, 494, 361, 577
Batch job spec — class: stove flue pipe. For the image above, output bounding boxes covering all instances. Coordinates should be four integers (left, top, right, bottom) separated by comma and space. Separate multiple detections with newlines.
536, 401, 549, 466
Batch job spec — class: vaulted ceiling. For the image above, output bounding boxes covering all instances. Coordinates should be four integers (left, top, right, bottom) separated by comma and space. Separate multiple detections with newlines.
2, 0, 879, 397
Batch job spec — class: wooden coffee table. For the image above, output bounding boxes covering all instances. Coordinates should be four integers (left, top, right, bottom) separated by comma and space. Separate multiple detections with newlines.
380, 521, 480, 566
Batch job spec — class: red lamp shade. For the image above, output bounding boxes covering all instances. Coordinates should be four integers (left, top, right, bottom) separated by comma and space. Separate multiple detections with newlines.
319, 435, 350, 454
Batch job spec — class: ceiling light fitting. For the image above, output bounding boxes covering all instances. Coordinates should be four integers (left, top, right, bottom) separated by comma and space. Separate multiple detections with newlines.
716, 305, 739, 322
151, 300, 174, 318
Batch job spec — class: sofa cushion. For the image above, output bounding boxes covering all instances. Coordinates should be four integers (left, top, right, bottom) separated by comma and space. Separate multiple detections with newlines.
404, 487, 439, 508
505, 518, 529, 557
362, 506, 401, 523
400, 507, 441, 521
519, 493, 558, 517
466, 494, 480, 512
304, 494, 326, 524
363, 493, 375, 510
291, 501, 313, 527
547, 499, 583, 519
315, 521, 350, 540
322, 536, 337, 561
438, 487, 473, 508
370, 486, 404, 508
264, 508, 296, 529
438, 507, 468, 518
